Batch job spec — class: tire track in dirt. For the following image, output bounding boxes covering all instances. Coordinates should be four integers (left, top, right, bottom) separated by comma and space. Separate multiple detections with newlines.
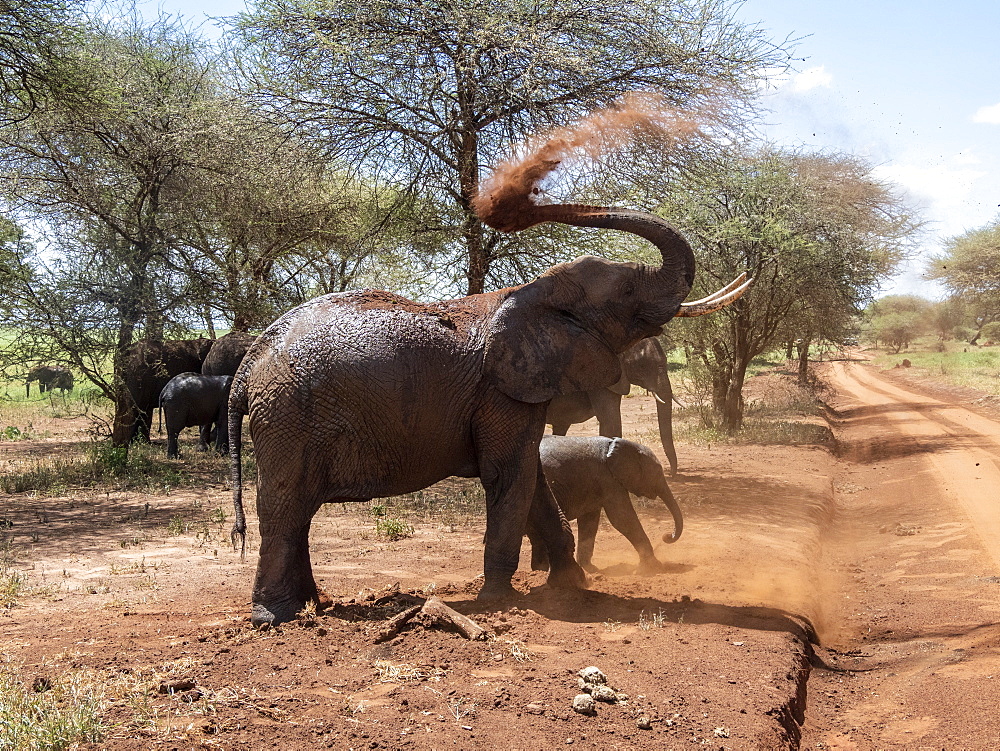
804, 360, 1000, 750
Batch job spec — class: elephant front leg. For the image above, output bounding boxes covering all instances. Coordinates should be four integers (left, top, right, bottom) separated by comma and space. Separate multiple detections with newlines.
602, 489, 663, 573
251, 516, 320, 627
528, 462, 587, 590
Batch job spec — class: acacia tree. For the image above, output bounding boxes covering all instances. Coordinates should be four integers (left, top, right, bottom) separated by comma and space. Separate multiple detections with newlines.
234, 0, 791, 294
866, 295, 931, 353
0, 15, 251, 441
0, 0, 82, 122
927, 219, 1000, 344
664, 146, 917, 431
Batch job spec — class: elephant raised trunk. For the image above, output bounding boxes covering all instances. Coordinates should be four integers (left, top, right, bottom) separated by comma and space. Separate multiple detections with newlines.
530, 203, 695, 292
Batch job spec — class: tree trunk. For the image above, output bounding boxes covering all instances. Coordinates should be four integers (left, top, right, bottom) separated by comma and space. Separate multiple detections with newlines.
204, 306, 216, 339
796, 337, 811, 385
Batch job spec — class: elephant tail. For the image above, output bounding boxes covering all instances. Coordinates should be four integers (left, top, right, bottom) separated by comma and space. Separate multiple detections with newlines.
659, 483, 683, 544
229, 401, 247, 559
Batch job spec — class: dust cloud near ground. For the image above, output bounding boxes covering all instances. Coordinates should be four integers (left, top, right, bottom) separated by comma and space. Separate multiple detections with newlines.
5, 359, 1000, 749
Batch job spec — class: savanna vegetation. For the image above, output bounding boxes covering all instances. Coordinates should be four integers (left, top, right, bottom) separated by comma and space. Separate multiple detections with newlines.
0, 0, 928, 443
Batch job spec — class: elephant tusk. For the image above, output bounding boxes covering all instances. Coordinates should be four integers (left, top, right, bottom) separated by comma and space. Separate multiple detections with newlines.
653, 392, 667, 404
681, 272, 747, 306
675, 274, 753, 318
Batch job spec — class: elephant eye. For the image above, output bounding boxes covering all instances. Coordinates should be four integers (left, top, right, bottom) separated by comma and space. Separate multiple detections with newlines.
620, 282, 636, 297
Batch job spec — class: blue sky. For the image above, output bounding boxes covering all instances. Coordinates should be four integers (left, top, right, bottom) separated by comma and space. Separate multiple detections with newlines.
139, 0, 1000, 299
736, 0, 1000, 298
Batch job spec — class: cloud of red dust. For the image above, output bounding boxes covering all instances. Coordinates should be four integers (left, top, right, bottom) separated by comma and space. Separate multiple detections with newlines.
473, 92, 703, 232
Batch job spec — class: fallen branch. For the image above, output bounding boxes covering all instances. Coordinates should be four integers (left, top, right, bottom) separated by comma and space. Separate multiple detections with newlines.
374, 597, 488, 642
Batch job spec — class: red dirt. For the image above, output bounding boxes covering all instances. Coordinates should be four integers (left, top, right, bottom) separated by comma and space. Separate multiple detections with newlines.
4, 359, 1000, 749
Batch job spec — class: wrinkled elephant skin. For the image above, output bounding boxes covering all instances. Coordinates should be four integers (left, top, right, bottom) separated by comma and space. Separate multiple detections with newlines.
547, 337, 678, 473
229, 205, 697, 626
159, 373, 233, 459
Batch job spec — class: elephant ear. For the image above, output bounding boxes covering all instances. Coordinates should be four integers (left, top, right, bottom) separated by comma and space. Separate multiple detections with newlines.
484, 282, 622, 404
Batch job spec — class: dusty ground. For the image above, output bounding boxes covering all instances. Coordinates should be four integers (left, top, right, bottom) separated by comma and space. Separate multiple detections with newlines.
2, 358, 1000, 749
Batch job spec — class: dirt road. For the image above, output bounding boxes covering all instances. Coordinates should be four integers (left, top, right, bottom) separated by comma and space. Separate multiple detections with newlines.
804, 360, 1000, 749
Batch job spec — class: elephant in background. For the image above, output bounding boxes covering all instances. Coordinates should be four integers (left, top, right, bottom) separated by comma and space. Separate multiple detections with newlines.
201, 332, 256, 377
159, 373, 233, 459
122, 338, 214, 443
26, 365, 74, 396
528, 435, 682, 574
546, 337, 678, 474
228, 199, 723, 627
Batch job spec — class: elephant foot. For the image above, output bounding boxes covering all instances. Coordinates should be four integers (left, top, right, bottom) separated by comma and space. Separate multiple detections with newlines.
636, 557, 669, 576
251, 596, 309, 628
476, 580, 520, 603
546, 560, 589, 590
580, 561, 600, 574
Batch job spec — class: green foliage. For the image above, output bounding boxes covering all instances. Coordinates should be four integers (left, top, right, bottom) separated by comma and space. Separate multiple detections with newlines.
1, 425, 23, 441
0, 665, 105, 750
867, 295, 932, 353
236, 0, 793, 293
374, 516, 415, 541
165, 515, 186, 536
663, 146, 917, 431
928, 219, 1000, 339
871, 339, 1000, 394
0, 441, 207, 495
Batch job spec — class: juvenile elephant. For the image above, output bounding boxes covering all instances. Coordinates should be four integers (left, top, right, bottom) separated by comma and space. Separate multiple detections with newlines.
229, 189, 744, 626
528, 435, 682, 574
118, 338, 215, 444
546, 337, 679, 473
158, 373, 233, 459
26, 365, 74, 396
201, 331, 256, 377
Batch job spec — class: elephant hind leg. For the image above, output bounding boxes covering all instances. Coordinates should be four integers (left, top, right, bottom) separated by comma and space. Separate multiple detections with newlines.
251, 480, 349, 627
575, 510, 601, 572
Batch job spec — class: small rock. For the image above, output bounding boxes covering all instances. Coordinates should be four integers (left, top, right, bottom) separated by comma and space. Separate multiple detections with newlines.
636, 716, 652, 730
572, 693, 596, 716
578, 666, 607, 685
592, 685, 618, 703
525, 703, 546, 715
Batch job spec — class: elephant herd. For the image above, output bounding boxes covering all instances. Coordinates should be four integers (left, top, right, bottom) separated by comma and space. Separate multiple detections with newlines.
24, 194, 747, 627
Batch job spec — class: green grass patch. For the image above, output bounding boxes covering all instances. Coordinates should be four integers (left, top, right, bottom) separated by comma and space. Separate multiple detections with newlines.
0, 441, 237, 496
871, 337, 1000, 394
0, 664, 105, 750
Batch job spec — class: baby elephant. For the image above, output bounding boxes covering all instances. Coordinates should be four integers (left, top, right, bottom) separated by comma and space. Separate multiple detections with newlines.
158, 373, 233, 459
529, 435, 683, 574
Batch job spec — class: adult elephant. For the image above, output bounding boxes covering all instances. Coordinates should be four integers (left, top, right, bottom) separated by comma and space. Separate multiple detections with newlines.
546, 337, 679, 474
121, 338, 215, 443
158, 373, 233, 459
229, 201, 744, 626
26, 365, 74, 396
201, 332, 256, 377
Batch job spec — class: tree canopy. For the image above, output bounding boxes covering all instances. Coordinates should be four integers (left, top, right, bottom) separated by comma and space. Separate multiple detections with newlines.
663, 145, 917, 430
234, 0, 793, 294
927, 219, 1000, 344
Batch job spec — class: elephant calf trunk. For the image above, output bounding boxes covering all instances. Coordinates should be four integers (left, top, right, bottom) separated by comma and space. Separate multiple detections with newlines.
659, 487, 683, 543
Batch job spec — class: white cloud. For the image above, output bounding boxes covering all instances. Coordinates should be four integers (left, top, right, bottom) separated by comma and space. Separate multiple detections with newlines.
874, 160, 988, 235
790, 66, 833, 93
972, 102, 1000, 124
